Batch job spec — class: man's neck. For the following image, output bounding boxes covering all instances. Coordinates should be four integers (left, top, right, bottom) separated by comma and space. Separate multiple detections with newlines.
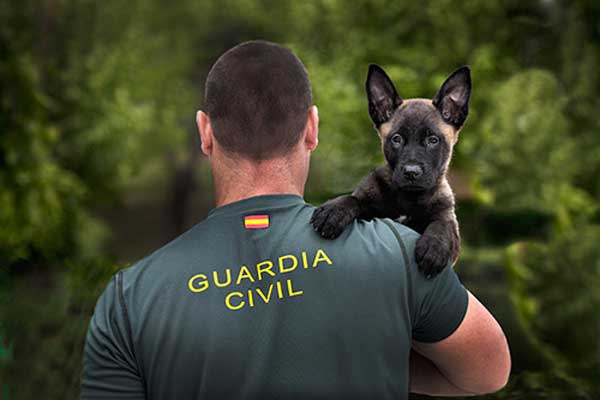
211, 153, 306, 207
215, 184, 303, 208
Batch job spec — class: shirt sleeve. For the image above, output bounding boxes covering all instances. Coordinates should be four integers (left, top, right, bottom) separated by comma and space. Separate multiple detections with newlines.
409, 259, 468, 343
81, 271, 146, 399
383, 220, 469, 343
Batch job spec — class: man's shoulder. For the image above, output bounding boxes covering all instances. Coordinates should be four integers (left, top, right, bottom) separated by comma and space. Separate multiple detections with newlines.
303, 200, 420, 243
291, 201, 421, 259
348, 216, 421, 252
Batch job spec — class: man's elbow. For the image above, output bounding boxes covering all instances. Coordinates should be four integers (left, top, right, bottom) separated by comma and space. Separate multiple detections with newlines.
418, 291, 513, 395
472, 370, 510, 394
468, 332, 512, 394
488, 346, 511, 393
473, 366, 510, 394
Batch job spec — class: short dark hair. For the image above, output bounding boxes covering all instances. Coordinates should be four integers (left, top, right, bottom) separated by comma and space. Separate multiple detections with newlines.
204, 40, 312, 160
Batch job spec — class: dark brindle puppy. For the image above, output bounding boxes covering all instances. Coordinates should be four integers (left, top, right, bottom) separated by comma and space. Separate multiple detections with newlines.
311, 64, 471, 277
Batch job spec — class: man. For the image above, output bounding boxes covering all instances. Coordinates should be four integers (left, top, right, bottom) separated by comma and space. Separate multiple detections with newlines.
81, 40, 510, 399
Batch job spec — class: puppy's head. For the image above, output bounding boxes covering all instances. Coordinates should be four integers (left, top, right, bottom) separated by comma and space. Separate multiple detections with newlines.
366, 64, 471, 191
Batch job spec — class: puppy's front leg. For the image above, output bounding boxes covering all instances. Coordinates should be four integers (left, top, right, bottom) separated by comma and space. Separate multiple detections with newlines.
310, 194, 362, 239
413, 206, 460, 278
311, 166, 397, 239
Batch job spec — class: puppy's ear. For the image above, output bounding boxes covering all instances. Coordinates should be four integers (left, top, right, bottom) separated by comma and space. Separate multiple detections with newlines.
366, 64, 402, 127
432, 65, 471, 129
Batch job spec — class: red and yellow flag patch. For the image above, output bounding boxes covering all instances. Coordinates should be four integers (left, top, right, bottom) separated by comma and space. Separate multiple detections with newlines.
244, 214, 269, 229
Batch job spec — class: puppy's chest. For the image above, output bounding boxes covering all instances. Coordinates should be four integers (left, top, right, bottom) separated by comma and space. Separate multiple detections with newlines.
384, 191, 435, 231
388, 189, 433, 215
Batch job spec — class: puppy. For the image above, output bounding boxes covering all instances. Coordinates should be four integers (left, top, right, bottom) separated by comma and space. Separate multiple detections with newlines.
311, 64, 471, 277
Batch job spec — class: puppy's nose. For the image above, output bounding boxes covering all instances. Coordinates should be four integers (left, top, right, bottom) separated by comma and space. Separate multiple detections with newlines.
402, 164, 423, 180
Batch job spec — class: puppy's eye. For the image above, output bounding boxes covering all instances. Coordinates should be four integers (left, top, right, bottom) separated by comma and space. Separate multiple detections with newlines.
426, 135, 439, 146
390, 134, 403, 146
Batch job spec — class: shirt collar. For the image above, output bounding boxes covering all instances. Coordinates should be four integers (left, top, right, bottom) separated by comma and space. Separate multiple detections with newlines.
206, 193, 305, 219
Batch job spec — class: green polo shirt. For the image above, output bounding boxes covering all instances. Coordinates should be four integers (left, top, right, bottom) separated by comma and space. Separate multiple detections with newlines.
81, 194, 468, 399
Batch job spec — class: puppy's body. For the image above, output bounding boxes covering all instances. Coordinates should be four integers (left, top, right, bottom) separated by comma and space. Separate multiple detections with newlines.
311, 66, 471, 277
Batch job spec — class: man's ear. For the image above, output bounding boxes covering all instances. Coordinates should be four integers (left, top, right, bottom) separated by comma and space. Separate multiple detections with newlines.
196, 110, 214, 156
304, 105, 319, 152
432, 66, 471, 129
366, 64, 403, 127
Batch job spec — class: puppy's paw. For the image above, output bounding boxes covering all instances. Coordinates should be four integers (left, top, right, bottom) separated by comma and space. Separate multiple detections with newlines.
415, 233, 451, 278
310, 195, 359, 239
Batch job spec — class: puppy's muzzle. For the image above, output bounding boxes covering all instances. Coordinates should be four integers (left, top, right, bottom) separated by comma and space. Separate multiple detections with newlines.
402, 164, 423, 181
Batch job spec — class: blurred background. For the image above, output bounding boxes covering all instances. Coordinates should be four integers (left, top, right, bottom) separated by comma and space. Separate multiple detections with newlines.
1, 0, 599, 398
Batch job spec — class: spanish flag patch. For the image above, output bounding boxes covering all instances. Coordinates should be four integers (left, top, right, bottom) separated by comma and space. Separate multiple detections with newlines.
244, 214, 269, 229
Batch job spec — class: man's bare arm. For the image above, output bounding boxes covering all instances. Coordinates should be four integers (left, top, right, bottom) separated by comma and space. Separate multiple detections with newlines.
410, 349, 476, 396
410, 291, 511, 395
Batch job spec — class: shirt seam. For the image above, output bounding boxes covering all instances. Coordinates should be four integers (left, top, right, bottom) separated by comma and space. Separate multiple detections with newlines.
115, 272, 133, 344
115, 271, 146, 388
381, 219, 416, 338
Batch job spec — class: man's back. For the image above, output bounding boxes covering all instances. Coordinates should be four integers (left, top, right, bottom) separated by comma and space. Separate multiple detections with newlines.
82, 194, 468, 399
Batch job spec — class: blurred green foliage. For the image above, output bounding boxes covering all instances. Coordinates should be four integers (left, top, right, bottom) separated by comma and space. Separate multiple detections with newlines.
1, 0, 600, 398
506, 225, 600, 398
0, 259, 119, 398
